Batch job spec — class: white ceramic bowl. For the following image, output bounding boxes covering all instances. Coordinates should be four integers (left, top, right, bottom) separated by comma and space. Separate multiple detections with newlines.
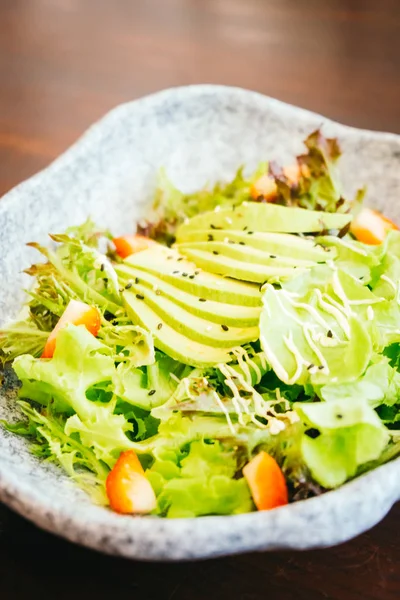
1, 85, 400, 560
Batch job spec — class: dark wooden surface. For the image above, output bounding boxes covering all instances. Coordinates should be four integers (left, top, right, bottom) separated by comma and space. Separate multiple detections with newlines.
0, 1, 400, 598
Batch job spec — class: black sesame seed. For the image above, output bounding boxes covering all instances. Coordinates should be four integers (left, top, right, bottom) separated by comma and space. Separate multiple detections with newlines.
221, 324, 229, 331
210, 224, 217, 230
270, 254, 277, 259
182, 272, 188, 277
318, 365, 325, 370
100, 263, 105, 272
247, 231, 254, 235
307, 363, 315, 370
336, 414, 343, 419
119, 288, 124, 293
239, 241, 246, 246
243, 226, 248, 231
125, 282, 133, 289
148, 389, 156, 396
195, 270, 200, 275
172, 270, 180, 274
199, 298, 207, 302
327, 330, 333, 338
177, 257, 184, 262
157, 323, 163, 330
189, 275, 195, 279
136, 294, 144, 300
212, 250, 219, 255
208, 234, 214, 241
135, 277, 140, 284
305, 428, 321, 439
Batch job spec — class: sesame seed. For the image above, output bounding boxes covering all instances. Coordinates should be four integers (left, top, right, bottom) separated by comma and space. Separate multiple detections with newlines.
125, 281, 133, 289
100, 263, 105, 272
327, 330, 333, 338
148, 389, 156, 396
243, 226, 248, 231
208, 234, 214, 241
247, 231, 254, 235
221, 324, 229, 331
135, 277, 140, 284
199, 298, 207, 302
194, 270, 200, 275
270, 254, 276, 259
182, 272, 188, 277
239, 241, 245, 246
172, 270, 180, 274
212, 250, 219, 255
136, 294, 144, 300
177, 257, 184, 262
157, 323, 163, 330
189, 275, 195, 279
307, 363, 315, 370
305, 428, 321, 439
318, 365, 325, 370
336, 414, 343, 419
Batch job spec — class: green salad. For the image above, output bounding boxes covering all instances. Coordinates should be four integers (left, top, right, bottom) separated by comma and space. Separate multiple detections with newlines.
1, 129, 400, 518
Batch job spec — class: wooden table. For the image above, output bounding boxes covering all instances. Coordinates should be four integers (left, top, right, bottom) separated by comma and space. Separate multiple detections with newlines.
0, 1, 399, 598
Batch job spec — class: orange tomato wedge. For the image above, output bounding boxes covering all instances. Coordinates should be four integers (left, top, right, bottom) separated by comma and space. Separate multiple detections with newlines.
113, 235, 156, 259
41, 299, 101, 359
250, 164, 304, 201
350, 207, 399, 245
106, 450, 157, 514
243, 451, 288, 511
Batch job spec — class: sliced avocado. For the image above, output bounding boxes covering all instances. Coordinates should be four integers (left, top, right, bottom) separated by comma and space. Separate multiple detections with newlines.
121, 246, 261, 306
175, 247, 306, 283
177, 203, 352, 236
175, 241, 317, 268
123, 291, 238, 367
125, 282, 259, 347
117, 266, 261, 326
176, 229, 336, 262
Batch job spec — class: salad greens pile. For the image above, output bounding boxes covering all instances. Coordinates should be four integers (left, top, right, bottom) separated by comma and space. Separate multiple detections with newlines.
1, 130, 400, 518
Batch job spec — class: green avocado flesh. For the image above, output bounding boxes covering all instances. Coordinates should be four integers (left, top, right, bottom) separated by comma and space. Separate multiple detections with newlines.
175, 229, 336, 262
123, 291, 239, 367
176, 203, 352, 236
172, 247, 306, 283
116, 266, 261, 326
124, 282, 259, 347
176, 241, 317, 268
118, 245, 263, 367
122, 246, 261, 306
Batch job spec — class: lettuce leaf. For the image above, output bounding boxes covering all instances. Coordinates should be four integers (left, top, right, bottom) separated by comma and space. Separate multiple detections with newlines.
319, 357, 400, 408
146, 440, 253, 518
12, 325, 153, 467
269, 129, 365, 216
260, 268, 373, 386
137, 164, 265, 244
295, 398, 389, 488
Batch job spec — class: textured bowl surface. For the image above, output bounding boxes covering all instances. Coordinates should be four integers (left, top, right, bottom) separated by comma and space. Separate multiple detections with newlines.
1, 85, 400, 561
